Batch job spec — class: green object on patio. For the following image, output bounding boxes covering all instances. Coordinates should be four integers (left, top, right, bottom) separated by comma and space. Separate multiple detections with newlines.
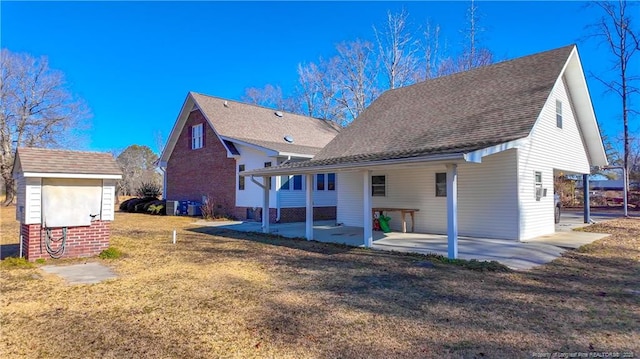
378, 215, 391, 233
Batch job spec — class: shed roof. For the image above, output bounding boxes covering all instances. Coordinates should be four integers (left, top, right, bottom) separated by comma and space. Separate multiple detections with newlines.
13, 147, 122, 177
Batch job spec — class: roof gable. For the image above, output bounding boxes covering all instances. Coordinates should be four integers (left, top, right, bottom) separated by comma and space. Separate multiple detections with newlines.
312, 45, 576, 164
159, 93, 340, 163
13, 147, 122, 178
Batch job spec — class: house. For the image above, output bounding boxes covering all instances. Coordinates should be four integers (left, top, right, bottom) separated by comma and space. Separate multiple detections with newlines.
244, 45, 608, 258
158, 92, 341, 223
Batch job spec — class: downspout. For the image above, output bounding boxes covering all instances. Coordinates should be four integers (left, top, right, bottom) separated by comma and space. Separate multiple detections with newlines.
159, 166, 167, 199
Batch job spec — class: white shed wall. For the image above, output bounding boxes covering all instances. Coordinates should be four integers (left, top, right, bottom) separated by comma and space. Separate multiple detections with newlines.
518, 76, 591, 240
336, 171, 364, 226
22, 178, 42, 225
101, 179, 117, 221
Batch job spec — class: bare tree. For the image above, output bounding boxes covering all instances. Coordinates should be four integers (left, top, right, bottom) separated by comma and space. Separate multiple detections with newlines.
373, 9, 420, 90
294, 57, 344, 122
421, 20, 443, 80
0, 49, 90, 205
116, 145, 161, 198
335, 40, 380, 124
586, 0, 639, 198
242, 84, 299, 113
458, 0, 493, 72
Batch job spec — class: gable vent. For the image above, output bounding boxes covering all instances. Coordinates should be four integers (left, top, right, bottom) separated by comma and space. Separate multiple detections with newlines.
274, 111, 284, 117
284, 135, 294, 143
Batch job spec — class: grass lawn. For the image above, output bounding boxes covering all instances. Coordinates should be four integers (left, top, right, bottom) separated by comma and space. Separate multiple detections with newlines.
1, 204, 639, 358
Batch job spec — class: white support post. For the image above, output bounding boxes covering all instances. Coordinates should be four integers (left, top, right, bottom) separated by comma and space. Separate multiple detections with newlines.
446, 164, 458, 259
305, 174, 313, 240
363, 170, 373, 247
262, 176, 270, 233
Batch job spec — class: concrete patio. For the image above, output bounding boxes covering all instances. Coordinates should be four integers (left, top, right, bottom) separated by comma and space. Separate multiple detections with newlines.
195, 214, 610, 270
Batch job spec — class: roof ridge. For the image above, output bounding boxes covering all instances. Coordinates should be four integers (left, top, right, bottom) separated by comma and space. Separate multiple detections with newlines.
190, 91, 328, 122
17, 147, 114, 155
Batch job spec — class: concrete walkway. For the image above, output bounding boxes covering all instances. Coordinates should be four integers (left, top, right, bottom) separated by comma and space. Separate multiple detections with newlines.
195, 219, 609, 270
40, 262, 117, 285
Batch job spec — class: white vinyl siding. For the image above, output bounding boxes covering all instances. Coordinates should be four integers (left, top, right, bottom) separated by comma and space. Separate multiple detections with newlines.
518, 76, 591, 240
21, 178, 42, 225
336, 172, 364, 226
101, 179, 116, 221
234, 144, 336, 209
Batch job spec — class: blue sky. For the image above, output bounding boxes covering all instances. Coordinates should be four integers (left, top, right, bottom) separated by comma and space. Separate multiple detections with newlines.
1, 1, 634, 154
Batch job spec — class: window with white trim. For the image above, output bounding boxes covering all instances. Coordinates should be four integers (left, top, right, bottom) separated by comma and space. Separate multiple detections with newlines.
314, 173, 336, 191
534, 171, 543, 201
371, 175, 386, 197
556, 100, 563, 128
280, 175, 302, 191
192, 124, 203, 149
238, 164, 245, 190
435, 173, 447, 197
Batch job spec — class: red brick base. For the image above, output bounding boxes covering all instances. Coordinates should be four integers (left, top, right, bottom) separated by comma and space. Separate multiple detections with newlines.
21, 221, 111, 261
233, 206, 336, 223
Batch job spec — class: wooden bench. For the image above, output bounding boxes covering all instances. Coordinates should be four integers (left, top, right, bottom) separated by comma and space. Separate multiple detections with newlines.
372, 208, 420, 233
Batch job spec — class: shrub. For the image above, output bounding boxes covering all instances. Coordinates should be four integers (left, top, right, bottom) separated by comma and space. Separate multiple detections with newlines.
146, 200, 166, 215
0, 257, 35, 269
135, 182, 161, 198
119, 198, 137, 211
125, 198, 143, 212
99, 247, 122, 259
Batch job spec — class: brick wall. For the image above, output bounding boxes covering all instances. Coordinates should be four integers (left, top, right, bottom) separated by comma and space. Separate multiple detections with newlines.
166, 109, 237, 217
235, 206, 337, 223
21, 221, 110, 261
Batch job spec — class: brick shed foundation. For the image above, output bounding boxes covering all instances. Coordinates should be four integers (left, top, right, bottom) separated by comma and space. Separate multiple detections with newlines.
21, 221, 110, 261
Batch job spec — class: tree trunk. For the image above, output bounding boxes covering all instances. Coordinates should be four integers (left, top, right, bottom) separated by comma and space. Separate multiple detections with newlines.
3, 177, 15, 206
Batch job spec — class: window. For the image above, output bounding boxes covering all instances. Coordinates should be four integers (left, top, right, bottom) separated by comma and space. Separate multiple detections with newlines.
281, 175, 303, 191
238, 164, 245, 190
371, 175, 386, 197
327, 173, 336, 191
191, 124, 203, 149
292, 175, 302, 190
534, 171, 543, 201
264, 162, 272, 189
435, 173, 447, 197
316, 174, 325, 191
280, 175, 290, 190
556, 100, 563, 128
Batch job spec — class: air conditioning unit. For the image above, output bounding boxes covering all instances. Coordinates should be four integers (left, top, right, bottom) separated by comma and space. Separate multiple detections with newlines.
535, 187, 548, 201
187, 204, 202, 216
166, 201, 179, 216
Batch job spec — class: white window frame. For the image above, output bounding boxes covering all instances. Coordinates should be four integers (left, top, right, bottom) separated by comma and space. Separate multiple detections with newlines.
371, 175, 386, 197
556, 100, 563, 129
534, 171, 543, 201
435, 172, 447, 197
192, 124, 203, 149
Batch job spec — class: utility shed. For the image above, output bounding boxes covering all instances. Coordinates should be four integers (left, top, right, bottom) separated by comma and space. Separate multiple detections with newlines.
12, 148, 122, 261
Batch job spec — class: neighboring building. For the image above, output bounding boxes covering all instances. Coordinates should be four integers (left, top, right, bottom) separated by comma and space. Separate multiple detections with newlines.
158, 92, 341, 222
246, 45, 608, 257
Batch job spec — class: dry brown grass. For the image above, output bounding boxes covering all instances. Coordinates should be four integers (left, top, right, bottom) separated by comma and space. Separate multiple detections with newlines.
1, 205, 638, 358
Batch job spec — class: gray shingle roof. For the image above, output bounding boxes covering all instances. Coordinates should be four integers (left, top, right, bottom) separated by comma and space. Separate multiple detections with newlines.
246, 45, 575, 175
191, 93, 340, 153
13, 147, 122, 176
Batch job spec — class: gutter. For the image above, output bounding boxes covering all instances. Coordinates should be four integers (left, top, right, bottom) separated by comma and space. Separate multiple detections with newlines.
242, 152, 467, 177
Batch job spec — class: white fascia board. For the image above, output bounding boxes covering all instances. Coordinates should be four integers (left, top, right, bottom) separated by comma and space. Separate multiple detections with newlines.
160, 94, 194, 163
21, 172, 122, 179
464, 138, 529, 163
276, 152, 315, 159
242, 152, 467, 176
